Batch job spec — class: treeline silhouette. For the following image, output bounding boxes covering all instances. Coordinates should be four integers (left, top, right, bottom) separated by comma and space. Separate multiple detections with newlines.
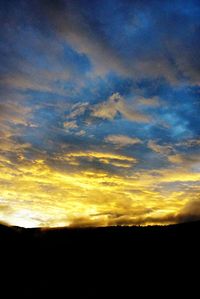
0, 221, 199, 298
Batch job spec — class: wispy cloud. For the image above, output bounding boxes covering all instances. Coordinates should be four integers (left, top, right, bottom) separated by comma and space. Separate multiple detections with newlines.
105, 135, 142, 148
136, 97, 161, 107
148, 140, 174, 155
92, 93, 151, 123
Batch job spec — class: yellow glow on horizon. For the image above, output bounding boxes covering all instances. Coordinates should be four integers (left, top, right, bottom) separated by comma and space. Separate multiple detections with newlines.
0, 148, 199, 228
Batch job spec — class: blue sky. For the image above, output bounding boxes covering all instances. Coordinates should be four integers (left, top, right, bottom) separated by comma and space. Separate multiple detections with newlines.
0, 0, 199, 227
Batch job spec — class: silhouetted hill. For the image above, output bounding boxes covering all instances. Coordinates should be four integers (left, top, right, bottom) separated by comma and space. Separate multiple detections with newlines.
1, 222, 199, 298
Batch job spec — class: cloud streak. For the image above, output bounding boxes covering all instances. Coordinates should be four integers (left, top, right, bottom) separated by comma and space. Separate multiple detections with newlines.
105, 135, 142, 148
92, 93, 151, 123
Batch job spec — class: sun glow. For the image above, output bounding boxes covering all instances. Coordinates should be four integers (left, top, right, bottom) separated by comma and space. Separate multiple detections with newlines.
0, 150, 199, 227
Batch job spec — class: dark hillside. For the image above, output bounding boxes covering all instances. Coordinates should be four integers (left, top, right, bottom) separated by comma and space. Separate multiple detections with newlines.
1, 222, 199, 298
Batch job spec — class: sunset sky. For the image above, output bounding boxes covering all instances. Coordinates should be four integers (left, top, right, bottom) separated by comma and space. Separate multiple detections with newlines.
0, 0, 199, 227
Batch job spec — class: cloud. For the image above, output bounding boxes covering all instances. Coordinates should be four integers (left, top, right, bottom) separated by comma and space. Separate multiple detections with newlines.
64, 151, 137, 168
105, 135, 142, 148
136, 97, 161, 107
147, 140, 200, 170
168, 153, 200, 167
148, 140, 174, 155
0, 100, 32, 126
63, 120, 78, 129
177, 139, 200, 147
33, 0, 200, 85
92, 93, 151, 123
177, 199, 200, 223
35, 0, 128, 76
2, 73, 54, 93
75, 130, 86, 136
1, 0, 199, 97
67, 102, 89, 119
0, 146, 199, 227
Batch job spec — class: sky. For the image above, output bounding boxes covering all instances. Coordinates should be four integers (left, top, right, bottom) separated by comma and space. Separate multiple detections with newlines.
0, 0, 200, 228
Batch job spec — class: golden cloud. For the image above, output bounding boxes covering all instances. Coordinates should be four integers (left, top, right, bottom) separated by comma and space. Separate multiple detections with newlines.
0, 148, 199, 228
105, 135, 142, 147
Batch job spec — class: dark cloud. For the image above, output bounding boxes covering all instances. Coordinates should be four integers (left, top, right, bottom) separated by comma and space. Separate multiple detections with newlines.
176, 199, 200, 223
25, 0, 200, 84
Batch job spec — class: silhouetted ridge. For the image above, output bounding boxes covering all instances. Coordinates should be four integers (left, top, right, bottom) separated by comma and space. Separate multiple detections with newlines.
0, 221, 199, 298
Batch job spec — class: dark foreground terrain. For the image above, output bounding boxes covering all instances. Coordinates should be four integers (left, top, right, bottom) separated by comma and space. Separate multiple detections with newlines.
0, 221, 200, 298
